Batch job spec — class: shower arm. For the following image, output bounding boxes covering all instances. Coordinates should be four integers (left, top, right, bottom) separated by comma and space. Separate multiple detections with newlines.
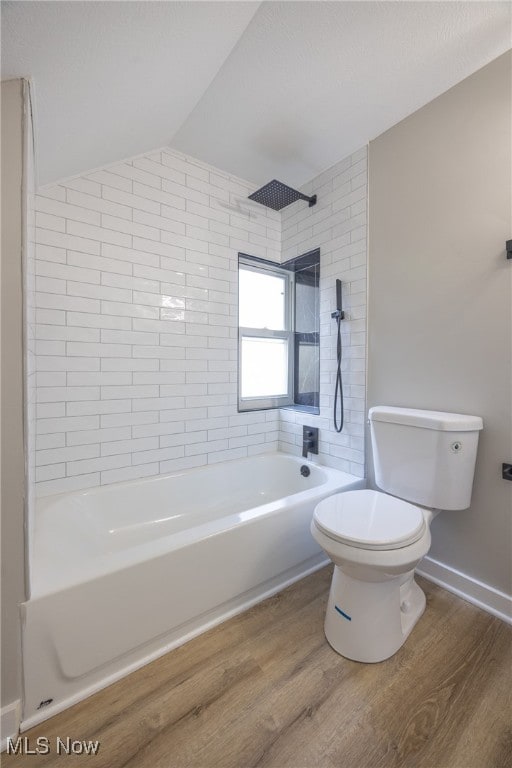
299, 193, 317, 207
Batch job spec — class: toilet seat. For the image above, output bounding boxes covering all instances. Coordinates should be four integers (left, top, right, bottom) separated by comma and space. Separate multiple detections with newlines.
313, 489, 425, 550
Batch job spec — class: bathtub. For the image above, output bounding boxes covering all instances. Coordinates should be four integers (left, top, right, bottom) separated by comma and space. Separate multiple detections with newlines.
22, 452, 364, 728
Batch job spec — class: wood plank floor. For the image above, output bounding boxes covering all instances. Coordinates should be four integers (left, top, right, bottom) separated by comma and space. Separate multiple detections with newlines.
4, 568, 511, 768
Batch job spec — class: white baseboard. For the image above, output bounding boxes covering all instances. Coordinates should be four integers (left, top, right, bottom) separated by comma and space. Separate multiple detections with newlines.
417, 556, 512, 625
1, 700, 21, 752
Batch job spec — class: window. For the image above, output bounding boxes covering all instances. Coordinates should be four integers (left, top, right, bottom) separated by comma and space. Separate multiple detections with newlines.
238, 250, 320, 413
238, 257, 293, 410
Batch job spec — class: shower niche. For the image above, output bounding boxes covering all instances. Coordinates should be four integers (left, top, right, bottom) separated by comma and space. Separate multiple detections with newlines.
284, 249, 320, 411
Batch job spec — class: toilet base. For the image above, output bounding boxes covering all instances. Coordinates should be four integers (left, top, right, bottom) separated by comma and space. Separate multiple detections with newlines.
324, 566, 426, 663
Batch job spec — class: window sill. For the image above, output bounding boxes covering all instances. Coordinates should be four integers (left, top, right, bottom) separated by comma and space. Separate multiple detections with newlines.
282, 404, 320, 415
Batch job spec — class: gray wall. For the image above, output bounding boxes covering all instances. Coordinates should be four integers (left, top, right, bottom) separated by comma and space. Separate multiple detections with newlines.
1, 78, 26, 708
368, 52, 512, 595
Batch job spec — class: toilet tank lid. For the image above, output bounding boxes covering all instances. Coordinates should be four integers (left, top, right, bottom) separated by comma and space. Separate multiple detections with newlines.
369, 406, 483, 432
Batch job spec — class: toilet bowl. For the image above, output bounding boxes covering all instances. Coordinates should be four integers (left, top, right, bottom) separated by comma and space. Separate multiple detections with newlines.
311, 490, 432, 663
312, 406, 483, 663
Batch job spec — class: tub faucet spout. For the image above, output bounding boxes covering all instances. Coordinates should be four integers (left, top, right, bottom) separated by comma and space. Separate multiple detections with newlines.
302, 440, 314, 458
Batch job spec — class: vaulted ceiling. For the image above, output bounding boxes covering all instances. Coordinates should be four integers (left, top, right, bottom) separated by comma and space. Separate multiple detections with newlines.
2, 1, 510, 188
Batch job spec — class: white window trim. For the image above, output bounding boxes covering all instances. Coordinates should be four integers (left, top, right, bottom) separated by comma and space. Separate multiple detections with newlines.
238, 257, 294, 412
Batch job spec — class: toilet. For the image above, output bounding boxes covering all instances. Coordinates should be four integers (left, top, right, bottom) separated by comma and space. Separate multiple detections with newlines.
311, 406, 483, 663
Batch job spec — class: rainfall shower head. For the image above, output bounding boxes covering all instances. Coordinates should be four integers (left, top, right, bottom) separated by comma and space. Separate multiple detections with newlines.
248, 180, 317, 211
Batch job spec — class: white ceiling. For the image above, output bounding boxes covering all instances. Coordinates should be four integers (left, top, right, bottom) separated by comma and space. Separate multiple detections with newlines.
1, 1, 260, 185
2, 1, 510, 188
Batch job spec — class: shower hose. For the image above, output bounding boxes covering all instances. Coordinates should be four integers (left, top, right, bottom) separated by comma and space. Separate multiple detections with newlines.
334, 312, 344, 432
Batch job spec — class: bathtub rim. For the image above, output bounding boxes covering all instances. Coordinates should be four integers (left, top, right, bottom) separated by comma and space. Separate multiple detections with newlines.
36, 451, 330, 509
30, 451, 364, 600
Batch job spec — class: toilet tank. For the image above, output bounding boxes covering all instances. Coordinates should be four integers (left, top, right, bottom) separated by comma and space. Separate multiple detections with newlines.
369, 406, 483, 510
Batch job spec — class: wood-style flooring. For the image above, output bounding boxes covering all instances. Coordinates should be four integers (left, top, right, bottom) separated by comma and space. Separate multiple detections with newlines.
3, 567, 511, 768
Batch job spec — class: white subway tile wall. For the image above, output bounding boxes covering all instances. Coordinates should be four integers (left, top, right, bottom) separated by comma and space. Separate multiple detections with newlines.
33, 148, 280, 495
32, 145, 366, 495
278, 148, 367, 476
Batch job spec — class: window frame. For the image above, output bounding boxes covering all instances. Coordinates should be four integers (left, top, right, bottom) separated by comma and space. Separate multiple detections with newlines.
238, 255, 294, 412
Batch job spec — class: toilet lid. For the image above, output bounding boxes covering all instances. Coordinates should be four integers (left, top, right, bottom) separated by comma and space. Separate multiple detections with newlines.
313, 490, 425, 550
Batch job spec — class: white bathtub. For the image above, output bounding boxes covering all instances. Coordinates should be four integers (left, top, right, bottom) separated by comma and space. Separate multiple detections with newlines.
22, 452, 364, 728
